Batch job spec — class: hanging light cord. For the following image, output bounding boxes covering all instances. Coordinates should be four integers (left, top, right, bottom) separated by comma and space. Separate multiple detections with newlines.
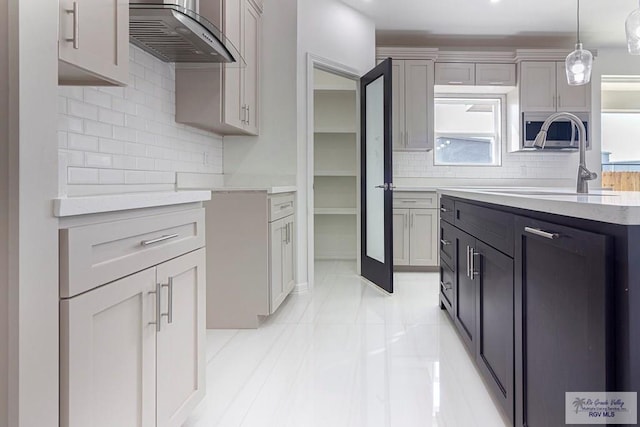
576, 0, 581, 44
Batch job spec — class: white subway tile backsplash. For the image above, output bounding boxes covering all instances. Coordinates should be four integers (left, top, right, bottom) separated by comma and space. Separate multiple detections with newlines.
59, 45, 223, 196
85, 152, 112, 168
98, 169, 125, 184
68, 167, 99, 184
68, 100, 99, 121
98, 108, 125, 126
84, 120, 113, 138
68, 133, 99, 152
84, 89, 112, 109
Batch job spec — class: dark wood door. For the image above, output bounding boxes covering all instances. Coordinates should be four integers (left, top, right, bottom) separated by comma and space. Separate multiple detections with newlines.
475, 240, 514, 424
454, 228, 476, 353
514, 216, 611, 427
360, 58, 394, 293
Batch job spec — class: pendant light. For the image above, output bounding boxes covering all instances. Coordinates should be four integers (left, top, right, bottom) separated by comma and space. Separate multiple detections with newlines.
565, 0, 593, 86
626, 0, 640, 54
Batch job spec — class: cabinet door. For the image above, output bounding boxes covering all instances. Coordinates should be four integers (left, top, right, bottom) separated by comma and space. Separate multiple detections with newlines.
283, 217, 296, 294
514, 217, 610, 427
404, 60, 432, 150
58, 0, 128, 85
223, 0, 245, 130
409, 209, 438, 266
475, 241, 514, 424
391, 60, 406, 150
269, 218, 287, 313
475, 63, 516, 86
242, 0, 261, 135
393, 208, 410, 266
556, 62, 591, 112
60, 268, 156, 427
434, 63, 475, 85
454, 229, 477, 353
156, 249, 206, 427
519, 62, 557, 112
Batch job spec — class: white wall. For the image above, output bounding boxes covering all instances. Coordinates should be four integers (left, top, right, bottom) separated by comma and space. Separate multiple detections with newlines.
8, 0, 59, 426
223, 0, 298, 187
0, 0, 8, 422
58, 46, 224, 197
296, 0, 376, 286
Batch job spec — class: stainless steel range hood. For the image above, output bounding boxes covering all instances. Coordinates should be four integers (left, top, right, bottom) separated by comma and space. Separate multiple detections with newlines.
129, 0, 241, 64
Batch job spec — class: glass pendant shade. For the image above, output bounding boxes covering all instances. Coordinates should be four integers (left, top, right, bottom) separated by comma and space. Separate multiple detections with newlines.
626, 2, 640, 55
565, 0, 592, 86
566, 43, 593, 86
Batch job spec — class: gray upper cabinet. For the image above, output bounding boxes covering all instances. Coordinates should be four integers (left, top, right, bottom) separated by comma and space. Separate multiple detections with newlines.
475, 64, 517, 86
435, 63, 516, 87
58, 0, 129, 86
392, 59, 434, 151
520, 61, 591, 113
176, 0, 262, 136
435, 63, 475, 85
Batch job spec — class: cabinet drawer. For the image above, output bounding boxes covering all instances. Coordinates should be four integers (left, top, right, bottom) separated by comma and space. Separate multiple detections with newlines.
440, 220, 456, 269
60, 208, 205, 298
393, 191, 437, 209
440, 196, 455, 224
440, 262, 455, 315
269, 194, 295, 222
455, 201, 514, 256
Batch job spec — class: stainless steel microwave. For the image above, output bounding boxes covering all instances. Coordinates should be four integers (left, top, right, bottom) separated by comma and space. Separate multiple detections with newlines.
522, 112, 590, 150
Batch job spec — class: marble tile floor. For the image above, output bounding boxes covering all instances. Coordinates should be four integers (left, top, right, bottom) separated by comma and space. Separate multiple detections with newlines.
184, 260, 509, 427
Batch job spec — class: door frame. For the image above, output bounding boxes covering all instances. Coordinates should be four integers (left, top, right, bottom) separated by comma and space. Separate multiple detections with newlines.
305, 53, 361, 290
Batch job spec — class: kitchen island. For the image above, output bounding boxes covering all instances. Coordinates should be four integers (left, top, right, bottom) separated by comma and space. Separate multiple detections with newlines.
437, 188, 640, 427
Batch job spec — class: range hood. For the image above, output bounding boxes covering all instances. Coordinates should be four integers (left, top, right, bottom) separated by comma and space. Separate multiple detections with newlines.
129, 0, 241, 64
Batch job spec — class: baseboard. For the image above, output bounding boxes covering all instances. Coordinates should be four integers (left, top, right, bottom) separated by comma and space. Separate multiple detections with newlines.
394, 265, 439, 273
314, 256, 357, 261
292, 282, 309, 294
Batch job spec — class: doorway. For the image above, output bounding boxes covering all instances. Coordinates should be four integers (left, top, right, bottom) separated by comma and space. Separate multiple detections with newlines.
310, 66, 361, 284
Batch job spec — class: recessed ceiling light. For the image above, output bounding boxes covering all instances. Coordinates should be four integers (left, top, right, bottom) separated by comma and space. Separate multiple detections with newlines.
490, 0, 501, 3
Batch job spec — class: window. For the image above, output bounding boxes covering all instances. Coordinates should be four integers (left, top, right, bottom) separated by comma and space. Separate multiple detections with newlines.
434, 97, 503, 166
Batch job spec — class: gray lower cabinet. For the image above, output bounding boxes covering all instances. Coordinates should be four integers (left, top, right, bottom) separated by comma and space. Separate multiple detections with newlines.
393, 192, 439, 267
205, 190, 296, 328
59, 208, 207, 427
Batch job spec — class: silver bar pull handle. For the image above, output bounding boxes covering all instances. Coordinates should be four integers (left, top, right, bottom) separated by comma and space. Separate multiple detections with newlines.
440, 281, 452, 290
440, 239, 451, 246
66, 2, 80, 49
466, 245, 471, 278
247, 105, 250, 126
148, 282, 161, 332
440, 207, 450, 213
141, 233, 179, 246
471, 249, 480, 277
524, 226, 560, 240
161, 278, 174, 325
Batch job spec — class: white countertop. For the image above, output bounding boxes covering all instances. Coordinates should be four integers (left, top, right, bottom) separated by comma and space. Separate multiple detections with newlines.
438, 187, 640, 225
394, 186, 439, 192
210, 186, 297, 194
53, 191, 212, 217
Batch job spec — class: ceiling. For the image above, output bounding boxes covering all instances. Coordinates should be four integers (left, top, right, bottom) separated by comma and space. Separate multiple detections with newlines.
339, 0, 637, 49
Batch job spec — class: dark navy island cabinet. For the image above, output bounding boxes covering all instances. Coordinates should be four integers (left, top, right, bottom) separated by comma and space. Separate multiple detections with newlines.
438, 194, 637, 427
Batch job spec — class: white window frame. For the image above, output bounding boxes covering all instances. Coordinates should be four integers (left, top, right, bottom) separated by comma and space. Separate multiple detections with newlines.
433, 95, 505, 167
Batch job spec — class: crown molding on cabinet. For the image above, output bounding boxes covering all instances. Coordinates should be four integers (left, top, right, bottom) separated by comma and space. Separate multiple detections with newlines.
436, 50, 516, 63
515, 48, 597, 62
376, 47, 439, 60
376, 47, 598, 63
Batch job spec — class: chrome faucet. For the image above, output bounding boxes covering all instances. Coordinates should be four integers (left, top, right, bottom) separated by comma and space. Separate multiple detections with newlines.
533, 112, 597, 194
